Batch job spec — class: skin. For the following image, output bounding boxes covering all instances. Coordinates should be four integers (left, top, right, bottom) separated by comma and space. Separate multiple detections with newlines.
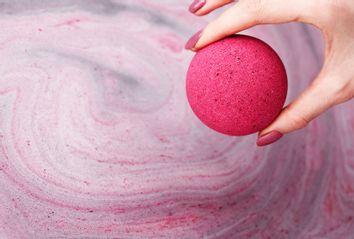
187, 0, 354, 143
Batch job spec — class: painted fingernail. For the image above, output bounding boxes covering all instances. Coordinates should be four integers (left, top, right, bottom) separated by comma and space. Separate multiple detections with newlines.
185, 30, 202, 50
256, 131, 283, 147
189, 0, 206, 13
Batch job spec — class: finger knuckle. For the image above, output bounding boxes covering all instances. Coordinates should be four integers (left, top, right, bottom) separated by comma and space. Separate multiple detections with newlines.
284, 107, 310, 130
241, 0, 264, 17
322, 0, 346, 15
332, 78, 354, 104
316, 0, 353, 25
293, 115, 310, 130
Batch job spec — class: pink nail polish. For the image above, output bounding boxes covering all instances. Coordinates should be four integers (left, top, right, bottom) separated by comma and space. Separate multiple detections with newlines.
185, 30, 202, 50
189, 0, 206, 13
256, 131, 283, 147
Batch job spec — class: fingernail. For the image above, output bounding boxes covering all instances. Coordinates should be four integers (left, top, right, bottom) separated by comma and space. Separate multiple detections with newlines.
189, 0, 206, 13
185, 30, 203, 50
256, 131, 283, 147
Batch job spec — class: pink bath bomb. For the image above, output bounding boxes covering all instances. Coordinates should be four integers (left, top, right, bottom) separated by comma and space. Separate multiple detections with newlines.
186, 35, 288, 136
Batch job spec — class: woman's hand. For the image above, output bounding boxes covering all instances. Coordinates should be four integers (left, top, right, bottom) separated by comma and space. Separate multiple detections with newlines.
185, 0, 354, 146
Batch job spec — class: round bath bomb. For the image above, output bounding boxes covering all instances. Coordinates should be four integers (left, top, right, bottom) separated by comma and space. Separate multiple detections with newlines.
186, 35, 287, 136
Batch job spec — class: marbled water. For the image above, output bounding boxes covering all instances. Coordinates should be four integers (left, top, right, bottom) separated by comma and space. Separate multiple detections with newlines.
0, 0, 353, 238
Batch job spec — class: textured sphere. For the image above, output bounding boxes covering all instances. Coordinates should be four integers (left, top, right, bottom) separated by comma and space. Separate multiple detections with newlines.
186, 35, 288, 136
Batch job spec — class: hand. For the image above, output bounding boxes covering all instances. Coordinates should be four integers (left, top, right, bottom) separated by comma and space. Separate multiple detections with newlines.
185, 0, 354, 146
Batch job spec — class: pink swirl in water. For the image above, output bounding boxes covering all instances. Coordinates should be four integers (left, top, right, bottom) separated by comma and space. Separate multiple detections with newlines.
0, 0, 353, 238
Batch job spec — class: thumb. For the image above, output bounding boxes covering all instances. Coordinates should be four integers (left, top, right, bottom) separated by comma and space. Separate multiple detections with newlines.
256, 73, 340, 147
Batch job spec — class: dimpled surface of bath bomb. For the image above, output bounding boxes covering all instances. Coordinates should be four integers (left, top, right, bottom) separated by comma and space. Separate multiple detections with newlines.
186, 35, 288, 136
